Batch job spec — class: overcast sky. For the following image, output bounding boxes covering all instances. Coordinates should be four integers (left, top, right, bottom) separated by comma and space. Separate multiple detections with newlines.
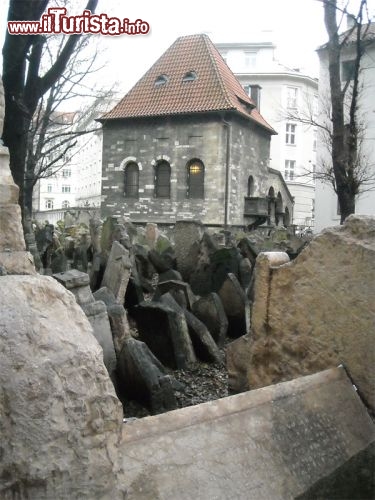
1, 0, 374, 107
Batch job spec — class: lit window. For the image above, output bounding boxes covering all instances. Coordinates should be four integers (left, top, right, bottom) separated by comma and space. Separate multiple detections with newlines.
155, 160, 171, 198
187, 159, 204, 199
45, 199, 54, 209
285, 123, 296, 145
124, 162, 139, 198
286, 87, 298, 108
182, 71, 197, 82
284, 160, 296, 180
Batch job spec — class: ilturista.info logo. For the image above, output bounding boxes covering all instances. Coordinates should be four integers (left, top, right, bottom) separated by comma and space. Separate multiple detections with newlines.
7, 8, 150, 36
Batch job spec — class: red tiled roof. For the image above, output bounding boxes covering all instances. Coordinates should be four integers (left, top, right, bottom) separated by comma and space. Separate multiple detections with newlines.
100, 34, 275, 133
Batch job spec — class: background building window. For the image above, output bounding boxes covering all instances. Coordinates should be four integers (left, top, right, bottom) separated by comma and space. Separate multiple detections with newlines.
187, 159, 204, 198
341, 60, 356, 81
155, 160, 171, 198
62, 200, 70, 208
62, 168, 71, 177
47, 184, 52, 193
45, 199, 54, 209
286, 86, 298, 108
62, 185, 71, 193
244, 51, 257, 68
285, 123, 296, 145
285, 160, 296, 180
124, 162, 139, 197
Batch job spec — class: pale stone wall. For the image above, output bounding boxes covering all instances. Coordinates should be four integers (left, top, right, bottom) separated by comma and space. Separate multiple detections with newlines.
250, 215, 375, 411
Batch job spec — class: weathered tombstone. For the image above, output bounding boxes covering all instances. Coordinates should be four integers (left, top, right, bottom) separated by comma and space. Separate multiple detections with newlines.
173, 220, 204, 281
148, 248, 172, 273
192, 293, 228, 346
93, 286, 131, 356
117, 338, 180, 415
154, 279, 196, 310
160, 293, 222, 364
238, 256, 252, 293
145, 222, 159, 248
218, 273, 250, 338
132, 301, 196, 369
159, 269, 183, 283
53, 269, 117, 379
225, 334, 252, 393
119, 367, 375, 500
101, 240, 132, 303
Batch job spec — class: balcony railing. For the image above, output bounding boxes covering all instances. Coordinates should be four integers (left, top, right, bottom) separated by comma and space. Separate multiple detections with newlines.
244, 196, 269, 217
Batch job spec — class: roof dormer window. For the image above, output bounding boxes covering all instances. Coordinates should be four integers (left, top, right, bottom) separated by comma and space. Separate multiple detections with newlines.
182, 71, 197, 82
155, 75, 169, 86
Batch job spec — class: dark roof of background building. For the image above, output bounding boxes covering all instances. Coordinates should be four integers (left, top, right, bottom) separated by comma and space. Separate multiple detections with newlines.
100, 34, 275, 133
318, 21, 375, 50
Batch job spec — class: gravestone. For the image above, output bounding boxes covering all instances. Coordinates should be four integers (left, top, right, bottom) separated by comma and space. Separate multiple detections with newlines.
119, 367, 375, 499
218, 273, 250, 338
101, 240, 132, 303
192, 293, 228, 346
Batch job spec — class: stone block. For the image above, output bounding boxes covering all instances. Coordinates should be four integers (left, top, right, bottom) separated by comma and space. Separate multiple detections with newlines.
0, 275, 124, 498
0, 250, 36, 275
53, 268, 90, 289
0, 182, 18, 204
154, 279, 196, 310
173, 220, 204, 280
0, 204, 26, 252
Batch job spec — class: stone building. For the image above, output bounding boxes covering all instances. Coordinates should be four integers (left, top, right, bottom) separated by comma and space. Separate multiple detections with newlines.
99, 34, 293, 227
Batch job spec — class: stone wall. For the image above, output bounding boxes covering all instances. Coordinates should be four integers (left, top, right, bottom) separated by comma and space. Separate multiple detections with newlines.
249, 215, 375, 411
101, 113, 293, 226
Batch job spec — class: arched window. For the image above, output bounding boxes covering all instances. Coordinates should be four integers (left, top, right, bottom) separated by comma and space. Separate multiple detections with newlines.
62, 200, 70, 209
284, 206, 290, 227
155, 75, 169, 86
124, 162, 139, 198
155, 160, 171, 198
187, 159, 204, 199
247, 175, 255, 196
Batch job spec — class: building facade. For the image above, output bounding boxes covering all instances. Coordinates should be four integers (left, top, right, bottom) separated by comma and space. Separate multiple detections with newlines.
216, 42, 318, 228
99, 34, 293, 228
314, 23, 375, 232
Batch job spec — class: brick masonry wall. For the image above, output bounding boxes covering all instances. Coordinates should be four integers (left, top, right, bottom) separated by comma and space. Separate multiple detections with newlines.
101, 113, 293, 226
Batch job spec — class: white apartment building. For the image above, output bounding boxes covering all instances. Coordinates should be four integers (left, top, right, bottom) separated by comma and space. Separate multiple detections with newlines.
314, 23, 375, 232
216, 42, 318, 228
33, 123, 103, 214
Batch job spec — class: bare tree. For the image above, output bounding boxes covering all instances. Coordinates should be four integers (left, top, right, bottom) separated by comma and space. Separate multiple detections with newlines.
23, 34, 117, 216
284, 0, 374, 223
1, 0, 99, 225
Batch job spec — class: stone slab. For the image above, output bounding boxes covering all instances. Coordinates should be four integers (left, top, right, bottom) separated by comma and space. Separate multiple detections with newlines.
0, 250, 36, 275
53, 269, 90, 289
120, 367, 375, 500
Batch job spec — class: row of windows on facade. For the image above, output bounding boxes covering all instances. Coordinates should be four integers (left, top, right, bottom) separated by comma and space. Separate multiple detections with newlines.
47, 185, 71, 193
123, 159, 205, 198
46, 168, 71, 177
45, 199, 70, 209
